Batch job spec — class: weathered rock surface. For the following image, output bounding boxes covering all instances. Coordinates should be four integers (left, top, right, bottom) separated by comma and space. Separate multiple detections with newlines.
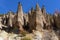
0, 30, 58, 40
0, 2, 60, 40
33, 30, 59, 40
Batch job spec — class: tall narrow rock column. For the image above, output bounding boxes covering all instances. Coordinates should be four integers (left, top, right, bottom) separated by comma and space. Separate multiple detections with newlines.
8, 11, 13, 27
2, 14, 6, 25
0, 17, 2, 29
41, 5, 47, 29
35, 4, 44, 31
17, 2, 24, 32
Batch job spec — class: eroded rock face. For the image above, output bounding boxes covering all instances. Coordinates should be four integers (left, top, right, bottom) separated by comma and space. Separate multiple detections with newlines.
33, 30, 59, 40
35, 4, 44, 30
0, 30, 58, 40
54, 13, 60, 29
16, 2, 24, 32
8, 11, 13, 27
0, 2, 60, 40
0, 30, 23, 40
17, 2, 24, 25
28, 4, 46, 31
0, 17, 3, 29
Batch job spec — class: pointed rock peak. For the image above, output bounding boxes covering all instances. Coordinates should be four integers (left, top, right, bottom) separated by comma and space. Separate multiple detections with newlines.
41, 5, 46, 13
9, 11, 12, 13
18, 2, 21, 7
17, 2, 22, 11
28, 10, 31, 15
31, 7, 34, 12
8, 11, 14, 15
36, 3, 40, 11
42, 5, 45, 10
42, 5, 45, 9
3, 14, 6, 18
28, 10, 31, 14
8, 11, 12, 15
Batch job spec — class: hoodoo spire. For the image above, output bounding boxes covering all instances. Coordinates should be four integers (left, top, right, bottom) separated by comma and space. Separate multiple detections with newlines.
17, 2, 24, 25
31, 7, 34, 13
16, 2, 24, 32
17, 2, 22, 13
36, 3, 41, 11
41, 5, 46, 14
8, 11, 13, 27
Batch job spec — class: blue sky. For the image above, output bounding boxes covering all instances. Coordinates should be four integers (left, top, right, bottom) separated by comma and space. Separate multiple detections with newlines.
0, 0, 60, 14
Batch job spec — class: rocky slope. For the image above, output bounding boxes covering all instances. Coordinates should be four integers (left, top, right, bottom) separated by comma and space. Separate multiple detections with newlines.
0, 30, 59, 40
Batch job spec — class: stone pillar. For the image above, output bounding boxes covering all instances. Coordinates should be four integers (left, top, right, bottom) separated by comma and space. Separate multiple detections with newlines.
17, 2, 24, 32
41, 5, 48, 29
0, 17, 2, 29
28, 8, 36, 30
41, 5, 46, 16
28, 4, 45, 31
2, 14, 6, 25
8, 11, 13, 27
35, 3, 44, 31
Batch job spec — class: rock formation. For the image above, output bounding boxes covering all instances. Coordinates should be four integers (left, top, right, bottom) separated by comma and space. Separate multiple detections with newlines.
16, 2, 24, 33
0, 2, 59, 40
8, 11, 13, 27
